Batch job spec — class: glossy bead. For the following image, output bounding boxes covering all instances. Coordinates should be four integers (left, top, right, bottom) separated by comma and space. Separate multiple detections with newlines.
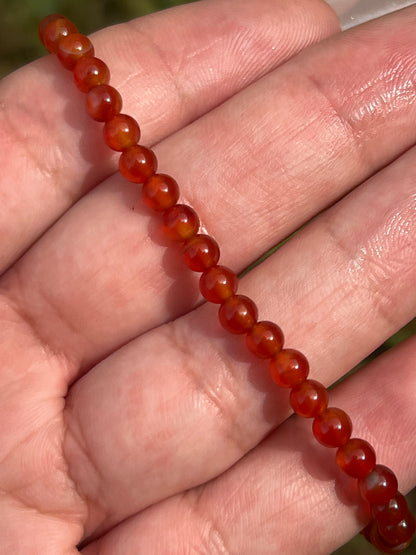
364, 520, 413, 553
379, 511, 416, 547
290, 379, 328, 418
246, 321, 284, 359
162, 204, 200, 241
86, 84, 122, 122
359, 465, 399, 505
73, 56, 110, 93
219, 295, 258, 334
40, 15, 78, 53
336, 437, 376, 478
142, 174, 179, 211
182, 234, 220, 272
104, 114, 141, 151
57, 33, 94, 70
119, 145, 157, 183
313, 407, 352, 448
372, 493, 409, 527
270, 348, 309, 388
200, 265, 238, 304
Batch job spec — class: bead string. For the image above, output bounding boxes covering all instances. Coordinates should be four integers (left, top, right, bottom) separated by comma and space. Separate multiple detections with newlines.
38, 14, 415, 553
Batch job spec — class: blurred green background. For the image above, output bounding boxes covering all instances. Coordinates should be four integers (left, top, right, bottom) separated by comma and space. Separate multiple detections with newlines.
0, 0, 415, 553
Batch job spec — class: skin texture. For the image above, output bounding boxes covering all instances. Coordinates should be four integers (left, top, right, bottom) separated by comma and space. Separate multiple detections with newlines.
0, 0, 415, 553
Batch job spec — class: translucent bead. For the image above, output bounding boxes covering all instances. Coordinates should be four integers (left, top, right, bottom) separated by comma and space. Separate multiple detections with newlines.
246, 321, 284, 359
359, 465, 399, 505
57, 33, 94, 70
336, 437, 376, 478
162, 204, 200, 241
289, 379, 328, 418
218, 295, 258, 334
313, 407, 352, 448
200, 265, 238, 304
142, 174, 179, 211
119, 145, 157, 183
270, 348, 309, 388
363, 519, 413, 553
379, 511, 416, 547
74, 56, 110, 93
182, 234, 220, 272
86, 84, 123, 122
39, 15, 78, 53
104, 114, 141, 151
372, 493, 409, 527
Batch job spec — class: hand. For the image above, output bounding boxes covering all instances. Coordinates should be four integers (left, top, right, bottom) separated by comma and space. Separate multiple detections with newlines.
0, 1, 415, 553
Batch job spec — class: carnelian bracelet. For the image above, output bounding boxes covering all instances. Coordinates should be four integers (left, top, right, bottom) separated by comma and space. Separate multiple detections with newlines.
38, 14, 415, 553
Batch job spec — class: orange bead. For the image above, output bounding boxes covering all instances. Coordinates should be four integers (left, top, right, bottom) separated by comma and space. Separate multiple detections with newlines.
182, 234, 220, 272
363, 520, 413, 553
74, 56, 110, 93
87, 84, 122, 122
162, 204, 200, 241
104, 114, 141, 151
40, 15, 78, 53
336, 437, 376, 478
359, 465, 399, 505
246, 321, 284, 359
200, 265, 238, 304
219, 295, 258, 334
379, 511, 416, 547
290, 379, 328, 418
57, 33, 94, 70
142, 174, 179, 211
313, 407, 352, 448
270, 348, 309, 387
119, 145, 157, 183
372, 493, 409, 527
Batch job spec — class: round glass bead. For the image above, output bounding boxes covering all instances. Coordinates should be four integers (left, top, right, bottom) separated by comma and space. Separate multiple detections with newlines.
270, 348, 309, 388
57, 33, 94, 70
218, 295, 258, 334
104, 114, 141, 151
142, 174, 180, 211
86, 84, 123, 122
246, 321, 284, 359
73, 56, 110, 93
40, 16, 78, 53
372, 493, 409, 527
313, 407, 352, 448
200, 265, 238, 304
379, 511, 416, 547
364, 520, 413, 553
162, 204, 200, 241
336, 437, 376, 478
290, 379, 328, 418
358, 465, 399, 505
119, 145, 157, 183
182, 234, 220, 272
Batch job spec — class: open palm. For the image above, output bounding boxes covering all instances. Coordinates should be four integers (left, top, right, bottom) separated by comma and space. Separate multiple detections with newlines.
1, 1, 415, 553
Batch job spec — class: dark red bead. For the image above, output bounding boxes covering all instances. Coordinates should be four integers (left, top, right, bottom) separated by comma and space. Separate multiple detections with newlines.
40, 15, 78, 53
270, 348, 309, 388
182, 234, 220, 272
359, 465, 399, 505
336, 437, 376, 478
313, 407, 352, 448
119, 145, 157, 183
104, 114, 141, 151
290, 379, 328, 418
246, 321, 284, 359
200, 265, 238, 304
218, 295, 258, 334
363, 519, 413, 553
74, 56, 110, 93
372, 493, 409, 527
379, 511, 416, 547
86, 84, 123, 122
162, 204, 200, 241
142, 174, 180, 211
57, 33, 94, 70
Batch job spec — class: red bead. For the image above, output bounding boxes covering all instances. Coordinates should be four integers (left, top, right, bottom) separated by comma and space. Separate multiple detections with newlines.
200, 265, 238, 304
313, 407, 352, 448
363, 520, 413, 553
218, 295, 258, 334
336, 437, 376, 478
182, 234, 220, 272
40, 15, 78, 53
104, 114, 141, 151
372, 493, 409, 527
270, 348, 309, 388
162, 204, 200, 241
86, 84, 123, 122
119, 145, 157, 183
290, 379, 328, 418
379, 511, 416, 547
142, 174, 180, 211
73, 56, 110, 93
57, 33, 94, 70
359, 465, 399, 505
246, 321, 284, 359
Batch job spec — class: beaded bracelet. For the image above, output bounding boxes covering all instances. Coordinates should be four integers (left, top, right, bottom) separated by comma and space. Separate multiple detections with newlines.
38, 13, 415, 553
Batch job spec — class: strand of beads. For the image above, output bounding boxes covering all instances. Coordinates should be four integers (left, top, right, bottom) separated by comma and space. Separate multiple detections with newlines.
38, 14, 415, 553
